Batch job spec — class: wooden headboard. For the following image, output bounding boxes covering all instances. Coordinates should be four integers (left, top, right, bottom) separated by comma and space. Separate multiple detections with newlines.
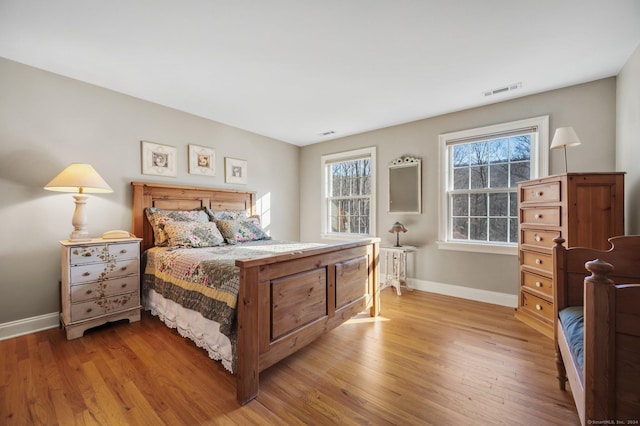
131, 181, 255, 252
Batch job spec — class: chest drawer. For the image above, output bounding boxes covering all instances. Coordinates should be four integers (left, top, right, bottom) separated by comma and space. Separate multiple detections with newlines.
520, 229, 561, 251
70, 258, 139, 284
70, 291, 139, 322
108, 242, 139, 261
69, 276, 139, 303
521, 270, 553, 298
521, 250, 553, 274
69, 244, 108, 265
520, 182, 560, 203
521, 291, 553, 323
520, 207, 561, 227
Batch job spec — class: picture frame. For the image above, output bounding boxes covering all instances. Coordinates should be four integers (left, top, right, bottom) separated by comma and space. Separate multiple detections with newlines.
141, 141, 177, 177
188, 144, 216, 176
225, 157, 248, 184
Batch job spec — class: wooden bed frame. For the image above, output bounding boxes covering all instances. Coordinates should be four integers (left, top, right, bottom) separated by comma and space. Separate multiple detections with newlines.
553, 236, 640, 424
131, 182, 380, 404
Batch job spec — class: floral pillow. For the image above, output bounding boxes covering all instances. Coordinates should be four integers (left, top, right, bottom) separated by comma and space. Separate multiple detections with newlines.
163, 221, 225, 248
216, 217, 270, 244
145, 207, 210, 246
204, 208, 248, 221
215, 220, 241, 244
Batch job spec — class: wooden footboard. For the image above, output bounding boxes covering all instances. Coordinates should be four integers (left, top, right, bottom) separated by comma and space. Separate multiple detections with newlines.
553, 236, 640, 424
235, 239, 379, 404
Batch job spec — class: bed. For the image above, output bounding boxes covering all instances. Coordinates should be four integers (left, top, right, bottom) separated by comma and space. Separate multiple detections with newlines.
131, 181, 380, 404
552, 236, 640, 424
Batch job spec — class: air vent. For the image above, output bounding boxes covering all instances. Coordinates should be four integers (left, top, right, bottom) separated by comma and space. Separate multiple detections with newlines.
483, 82, 522, 97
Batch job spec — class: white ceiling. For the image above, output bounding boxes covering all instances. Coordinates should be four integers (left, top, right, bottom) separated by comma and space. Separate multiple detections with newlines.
1, 1, 639, 146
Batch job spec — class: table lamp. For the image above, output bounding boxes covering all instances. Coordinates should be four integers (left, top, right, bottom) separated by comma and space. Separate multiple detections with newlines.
388, 221, 407, 247
44, 163, 113, 241
550, 127, 581, 173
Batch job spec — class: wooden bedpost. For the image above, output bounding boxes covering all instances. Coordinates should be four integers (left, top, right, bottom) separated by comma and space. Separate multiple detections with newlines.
583, 259, 615, 422
552, 237, 568, 391
236, 265, 260, 405
370, 240, 380, 317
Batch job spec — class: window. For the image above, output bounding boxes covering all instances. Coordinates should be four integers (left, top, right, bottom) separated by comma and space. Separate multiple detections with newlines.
321, 147, 376, 239
438, 116, 549, 255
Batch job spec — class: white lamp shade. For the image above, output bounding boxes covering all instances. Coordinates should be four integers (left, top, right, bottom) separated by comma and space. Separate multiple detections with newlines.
550, 127, 582, 150
44, 163, 113, 194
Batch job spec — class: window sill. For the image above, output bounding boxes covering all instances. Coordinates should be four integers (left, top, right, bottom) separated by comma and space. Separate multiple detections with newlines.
436, 240, 517, 256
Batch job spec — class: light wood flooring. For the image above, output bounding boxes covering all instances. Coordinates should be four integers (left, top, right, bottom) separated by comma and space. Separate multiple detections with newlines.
1, 289, 580, 425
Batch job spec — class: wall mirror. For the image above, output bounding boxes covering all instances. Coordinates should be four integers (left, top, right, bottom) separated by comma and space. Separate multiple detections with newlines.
388, 156, 421, 214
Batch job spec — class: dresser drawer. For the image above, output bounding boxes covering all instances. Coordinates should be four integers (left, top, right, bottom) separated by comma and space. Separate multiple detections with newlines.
70, 291, 139, 322
521, 270, 553, 298
70, 276, 139, 303
520, 229, 561, 251
69, 244, 108, 265
108, 242, 139, 261
521, 291, 553, 323
70, 258, 139, 284
520, 207, 561, 227
521, 250, 553, 274
520, 181, 560, 203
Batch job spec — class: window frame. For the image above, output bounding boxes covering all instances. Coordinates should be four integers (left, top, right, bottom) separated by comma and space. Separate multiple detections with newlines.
320, 146, 377, 240
438, 116, 549, 255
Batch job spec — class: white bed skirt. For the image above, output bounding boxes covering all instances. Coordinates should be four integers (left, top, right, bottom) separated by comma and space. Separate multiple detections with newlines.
143, 288, 234, 373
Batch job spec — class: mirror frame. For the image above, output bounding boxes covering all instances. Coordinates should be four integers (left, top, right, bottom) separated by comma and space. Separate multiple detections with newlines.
388, 156, 422, 214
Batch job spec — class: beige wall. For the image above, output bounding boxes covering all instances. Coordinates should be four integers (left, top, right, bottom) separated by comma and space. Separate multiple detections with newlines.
1, 51, 634, 328
617, 43, 640, 234
0, 58, 300, 325
300, 78, 618, 298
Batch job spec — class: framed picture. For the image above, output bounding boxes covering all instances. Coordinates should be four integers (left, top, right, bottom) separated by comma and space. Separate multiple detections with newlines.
141, 141, 177, 177
225, 157, 247, 184
188, 144, 216, 176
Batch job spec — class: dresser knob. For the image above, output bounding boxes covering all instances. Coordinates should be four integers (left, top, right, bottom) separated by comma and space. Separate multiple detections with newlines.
535, 304, 542, 311
121, 283, 127, 288
535, 235, 542, 242
535, 259, 542, 265
86, 289, 93, 294
120, 267, 127, 271
120, 249, 127, 254
86, 308, 93, 313
535, 281, 542, 287
82, 272, 91, 276
534, 214, 542, 219
536, 191, 543, 197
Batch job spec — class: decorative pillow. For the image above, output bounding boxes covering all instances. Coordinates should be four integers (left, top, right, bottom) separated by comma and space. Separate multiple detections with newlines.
145, 207, 210, 246
216, 217, 270, 244
205, 208, 248, 221
163, 221, 225, 248
216, 220, 242, 244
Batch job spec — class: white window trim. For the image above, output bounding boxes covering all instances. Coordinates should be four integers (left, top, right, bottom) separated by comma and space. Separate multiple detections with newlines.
320, 146, 377, 240
437, 116, 549, 255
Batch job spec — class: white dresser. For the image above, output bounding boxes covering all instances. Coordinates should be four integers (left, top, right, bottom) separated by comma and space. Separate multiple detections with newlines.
60, 237, 142, 339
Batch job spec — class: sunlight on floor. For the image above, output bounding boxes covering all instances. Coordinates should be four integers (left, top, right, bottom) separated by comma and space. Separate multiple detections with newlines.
344, 315, 390, 324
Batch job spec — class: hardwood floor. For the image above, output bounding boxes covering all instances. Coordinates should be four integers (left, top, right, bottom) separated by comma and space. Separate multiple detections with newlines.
1, 289, 580, 425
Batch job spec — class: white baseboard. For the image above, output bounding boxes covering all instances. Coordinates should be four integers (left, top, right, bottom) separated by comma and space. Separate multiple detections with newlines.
406, 278, 518, 308
1, 281, 517, 340
0, 312, 60, 341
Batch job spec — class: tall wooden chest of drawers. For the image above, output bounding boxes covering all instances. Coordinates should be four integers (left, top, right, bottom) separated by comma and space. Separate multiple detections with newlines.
60, 237, 142, 339
515, 173, 624, 338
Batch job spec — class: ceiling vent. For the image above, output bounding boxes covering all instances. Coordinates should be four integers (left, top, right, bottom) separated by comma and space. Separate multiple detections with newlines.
483, 82, 522, 97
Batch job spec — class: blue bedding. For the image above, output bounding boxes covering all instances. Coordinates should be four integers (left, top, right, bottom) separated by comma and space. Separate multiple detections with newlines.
559, 306, 584, 373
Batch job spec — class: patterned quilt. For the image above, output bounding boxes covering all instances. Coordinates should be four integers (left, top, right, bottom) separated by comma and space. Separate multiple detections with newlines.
143, 240, 322, 336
